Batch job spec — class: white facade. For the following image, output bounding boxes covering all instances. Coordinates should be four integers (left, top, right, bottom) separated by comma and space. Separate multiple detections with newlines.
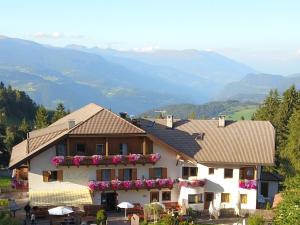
28, 142, 260, 210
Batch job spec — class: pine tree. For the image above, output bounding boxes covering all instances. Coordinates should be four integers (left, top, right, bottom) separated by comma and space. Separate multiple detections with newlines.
19, 118, 30, 139
253, 89, 280, 125
51, 103, 67, 123
280, 109, 300, 176
35, 105, 49, 129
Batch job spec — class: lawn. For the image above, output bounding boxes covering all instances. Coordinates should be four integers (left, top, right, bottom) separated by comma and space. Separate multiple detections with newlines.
226, 106, 257, 120
0, 177, 11, 188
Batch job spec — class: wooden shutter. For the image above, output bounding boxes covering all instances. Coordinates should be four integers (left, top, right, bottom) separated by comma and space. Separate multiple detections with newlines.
118, 169, 124, 181
162, 168, 167, 179
57, 170, 63, 182
96, 169, 102, 181
43, 171, 49, 182
132, 168, 137, 180
110, 169, 116, 180
149, 168, 154, 179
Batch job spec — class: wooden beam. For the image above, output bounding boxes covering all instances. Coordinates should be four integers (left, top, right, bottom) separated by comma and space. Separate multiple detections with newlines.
143, 137, 147, 155
67, 138, 70, 156
105, 138, 109, 156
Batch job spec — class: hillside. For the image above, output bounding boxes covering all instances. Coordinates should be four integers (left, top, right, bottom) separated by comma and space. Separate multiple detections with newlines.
141, 100, 258, 120
216, 73, 300, 102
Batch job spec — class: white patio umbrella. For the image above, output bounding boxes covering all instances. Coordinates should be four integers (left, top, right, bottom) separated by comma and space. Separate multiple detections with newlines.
117, 202, 134, 219
235, 192, 241, 217
208, 201, 214, 220
48, 206, 74, 216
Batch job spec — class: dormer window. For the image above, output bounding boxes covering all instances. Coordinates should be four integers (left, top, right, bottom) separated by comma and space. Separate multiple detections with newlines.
195, 132, 205, 140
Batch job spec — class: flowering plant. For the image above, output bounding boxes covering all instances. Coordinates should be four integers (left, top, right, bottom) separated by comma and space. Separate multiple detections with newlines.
91, 155, 103, 165
128, 154, 141, 164
98, 181, 109, 191
111, 179, 122, 190
72, 155, 84, 166
112, 155, 123, 164
179, 179, 206, 188
165, 179, 174, 188
88, 181, 97, 191
122, 180, 133, 189
145, 179, 156, 188
51, 156, 65, 166
149, 153, 161, 163
134, 180, 144, 189
239, 180, 257, 189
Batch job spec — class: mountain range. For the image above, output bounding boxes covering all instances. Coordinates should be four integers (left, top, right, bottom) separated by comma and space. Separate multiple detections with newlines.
0, 36, 299, 114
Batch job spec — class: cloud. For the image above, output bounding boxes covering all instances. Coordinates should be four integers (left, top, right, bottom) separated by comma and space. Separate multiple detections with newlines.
296, 49, 300, 56
33, 32, 63, 39
133, 46, 160, 53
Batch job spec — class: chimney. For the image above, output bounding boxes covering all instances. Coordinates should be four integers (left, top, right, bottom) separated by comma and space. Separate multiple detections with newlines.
166, 115, 174, 128
218, 115, 226, 127
68, 119, 76, 129
119, 112, 127, 119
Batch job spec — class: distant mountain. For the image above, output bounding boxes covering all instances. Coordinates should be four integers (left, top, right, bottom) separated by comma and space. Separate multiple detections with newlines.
141, 100, 258, 120
0, 37, 256, 114
216, 73, 300, 102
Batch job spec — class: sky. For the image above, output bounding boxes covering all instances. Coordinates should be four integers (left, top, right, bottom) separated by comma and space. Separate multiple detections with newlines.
1, 0, 300, 74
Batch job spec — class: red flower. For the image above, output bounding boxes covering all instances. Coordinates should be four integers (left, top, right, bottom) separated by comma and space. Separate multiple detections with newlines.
112, 155, 123, 164
51, 156, 65, 166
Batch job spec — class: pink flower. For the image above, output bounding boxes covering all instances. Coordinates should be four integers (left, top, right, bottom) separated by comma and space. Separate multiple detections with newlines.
157, 179, 166, 187
112, 155, 123, 164
239, 180, 256, 189
98, 181, 109, 191
145, 179, 155, 188
149, 153, 161, 163
134, 180, 144, 189
51, 156, 65, 166
165, 179, 174, 188
73, 155, 84, 166
111, 179, 122, 190
91, 155, 103, 165
128, 154, 141, 164
179, 179, 205, 188
122, 181, 132, 189
88, 181, 97, 191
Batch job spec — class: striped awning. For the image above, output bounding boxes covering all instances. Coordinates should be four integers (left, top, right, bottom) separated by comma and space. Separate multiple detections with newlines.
29, 188, 92, 207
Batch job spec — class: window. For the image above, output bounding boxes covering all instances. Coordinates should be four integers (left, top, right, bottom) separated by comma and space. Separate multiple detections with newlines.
154, 168, 163, 179
188, 194, 203, 204
43, 170, 63, 182
221, 193, 230, 203
182, 167, 198, 179
208, 168, 214, 175
123, 169, 132, 181
96, 144, 105, 155
240, 167, 254, 180
240, 194, 247, 204
76, 144, 85, 155
56, 143, 67, 156
150, 192, 159, 202
162, 191, 171, 201
261, 182, 269, 197
119, 143, 128, 155
102, 169, 111, 181
224, 169, 233, 178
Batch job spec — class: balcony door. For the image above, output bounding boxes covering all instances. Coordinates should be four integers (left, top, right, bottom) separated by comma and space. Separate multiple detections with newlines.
101, 192, 117, 211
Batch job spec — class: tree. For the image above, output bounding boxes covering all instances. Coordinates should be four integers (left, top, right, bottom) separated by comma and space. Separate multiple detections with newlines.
240, 115, 245, 120
51, 102, 68, 123
253, 89, 280, 124
34, 105, 49, 129
280, 109, 300, 176
188, 111, 196, 119
18, 118, 30, 138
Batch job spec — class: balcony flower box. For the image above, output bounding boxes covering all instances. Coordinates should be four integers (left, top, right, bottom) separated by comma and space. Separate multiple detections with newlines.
128, 154, 141, 165
145, 179, 156, 189
179, 179, 206, 188
73, 155, 84, 167
157, 178, 174, 189
111, 179, 122, 190
91, 155, 103, 165
239, 180, 257, 189
98, 181, 110, 191
112, 155, 123, 165
88, 181, 98, 191
134, 179, 144, 189
149, 153, 161, 164
122, 181, 133, 190
51, 156, 65, 167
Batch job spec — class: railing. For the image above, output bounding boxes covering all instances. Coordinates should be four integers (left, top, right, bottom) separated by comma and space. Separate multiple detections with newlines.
88, 178, 174, 191
51, 153, 161, 167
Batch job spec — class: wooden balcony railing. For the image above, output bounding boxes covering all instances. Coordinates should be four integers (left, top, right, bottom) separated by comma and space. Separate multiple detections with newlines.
51, 153, 161, 167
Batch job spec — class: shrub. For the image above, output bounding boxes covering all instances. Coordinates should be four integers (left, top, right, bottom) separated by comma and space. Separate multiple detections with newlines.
140, 221, 148, 225
96, 209, 107, 225
248, 214, 264, 225
0, 199, 8, 207
178, 221, 189, 225
265, 201, 271, 210
0, 212, 21, 225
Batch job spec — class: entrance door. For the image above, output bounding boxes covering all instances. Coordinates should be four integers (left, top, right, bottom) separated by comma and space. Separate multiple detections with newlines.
204, 192, 214, 209
101, 192, 117, 211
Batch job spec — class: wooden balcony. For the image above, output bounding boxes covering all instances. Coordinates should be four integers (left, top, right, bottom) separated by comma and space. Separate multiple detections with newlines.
52, 153, 161, 167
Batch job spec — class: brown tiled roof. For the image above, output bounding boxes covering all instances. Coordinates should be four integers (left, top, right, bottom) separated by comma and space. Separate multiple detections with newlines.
9, 140, 27, 168
141, 119, 275, 165
69, 109, 145, 135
